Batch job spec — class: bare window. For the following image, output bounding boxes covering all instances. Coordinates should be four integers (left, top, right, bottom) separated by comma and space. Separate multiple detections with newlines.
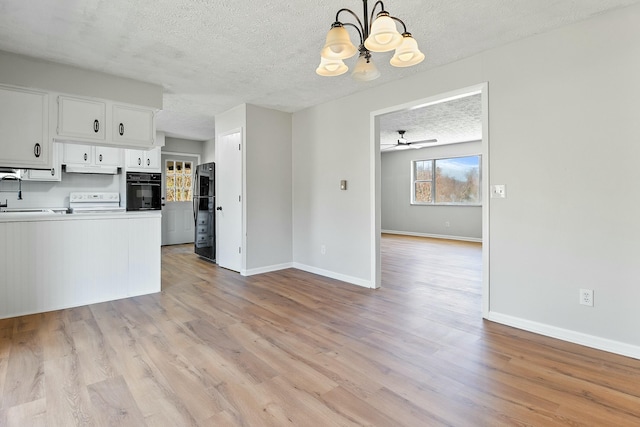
412, 155, 481, 205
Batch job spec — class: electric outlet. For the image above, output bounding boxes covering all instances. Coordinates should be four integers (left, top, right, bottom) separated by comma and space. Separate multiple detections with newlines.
491, 184, 506, 198
579, 289, 594, 307
445, 221, 450, 227
320, 245, 326, 255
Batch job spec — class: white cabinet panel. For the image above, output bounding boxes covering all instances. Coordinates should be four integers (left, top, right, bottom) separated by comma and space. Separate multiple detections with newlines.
95, 146, 122, 166
0, 215, 161, 319
62, 143, 123, 170
125, 147, 161, 172
113, 104, 155, 147
128, 216, 161, 296
63, 143, 92, 164
57, 95, 106, 142
0, 85, 50, 168
20, 142, 62, 181
55, 95, 155, 149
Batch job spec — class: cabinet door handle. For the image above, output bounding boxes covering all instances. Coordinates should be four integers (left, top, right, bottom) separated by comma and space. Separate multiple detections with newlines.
138, 157, 142, 165
84, 153, 88, 161
99, 154, 103, 162
51, 168, 55, 176
94, 119, 100, 133
34, 143, 41, 158
147, 158, 150, 166
119, 123, 124, 136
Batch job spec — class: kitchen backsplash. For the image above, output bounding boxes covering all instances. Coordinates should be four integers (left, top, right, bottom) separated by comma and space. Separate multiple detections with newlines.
0, 172, 121, 209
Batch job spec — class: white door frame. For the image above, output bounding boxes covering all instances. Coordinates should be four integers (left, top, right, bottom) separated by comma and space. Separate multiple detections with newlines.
215, 128, 246, 274
370, 82, 490, 318
162, 151, 201, 166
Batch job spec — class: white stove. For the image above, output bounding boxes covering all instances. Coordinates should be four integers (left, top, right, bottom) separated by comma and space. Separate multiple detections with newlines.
69, 192, 126, 214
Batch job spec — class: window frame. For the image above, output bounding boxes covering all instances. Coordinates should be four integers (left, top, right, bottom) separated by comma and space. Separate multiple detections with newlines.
411, 154, 482, 206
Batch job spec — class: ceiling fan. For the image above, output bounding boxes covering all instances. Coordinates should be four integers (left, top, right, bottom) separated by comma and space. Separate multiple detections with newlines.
381, 130, 437, 152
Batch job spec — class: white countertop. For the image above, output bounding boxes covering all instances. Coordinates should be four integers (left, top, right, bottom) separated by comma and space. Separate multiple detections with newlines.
0, 210, 161, 222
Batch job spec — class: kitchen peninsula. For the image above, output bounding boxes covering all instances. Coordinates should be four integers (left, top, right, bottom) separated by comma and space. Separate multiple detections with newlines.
0, 210, 160, 319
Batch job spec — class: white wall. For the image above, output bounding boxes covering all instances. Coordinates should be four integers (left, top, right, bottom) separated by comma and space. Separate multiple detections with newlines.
245, 105, 292, 271
163, 137, 204, 157
215, 104, 293, 274
382, 141, 482, 240
202, 138, 215, 164
0, 50, 162, 108
293, 55, 483, 285
293, 4, 640, 354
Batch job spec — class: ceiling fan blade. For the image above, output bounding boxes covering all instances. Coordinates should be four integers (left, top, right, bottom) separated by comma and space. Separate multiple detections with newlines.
408, 139, 438, 147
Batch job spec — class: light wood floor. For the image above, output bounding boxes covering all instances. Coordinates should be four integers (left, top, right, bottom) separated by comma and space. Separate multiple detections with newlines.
1, 235, 640, 426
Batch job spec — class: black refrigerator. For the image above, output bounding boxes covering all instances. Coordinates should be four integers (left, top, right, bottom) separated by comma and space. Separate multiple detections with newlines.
194, 162, 215, 262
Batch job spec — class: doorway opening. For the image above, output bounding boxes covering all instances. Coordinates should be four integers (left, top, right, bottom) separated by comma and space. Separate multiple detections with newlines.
371, 83, 490, 317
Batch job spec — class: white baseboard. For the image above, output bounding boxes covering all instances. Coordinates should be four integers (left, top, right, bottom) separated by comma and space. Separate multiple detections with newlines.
292, 262, 374, 289
381, 229, 482, 243
487, 311, 640, 360
242, 262, 294, 276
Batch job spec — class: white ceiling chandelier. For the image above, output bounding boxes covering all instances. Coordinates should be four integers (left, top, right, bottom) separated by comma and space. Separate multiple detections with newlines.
316, 0, 425, 81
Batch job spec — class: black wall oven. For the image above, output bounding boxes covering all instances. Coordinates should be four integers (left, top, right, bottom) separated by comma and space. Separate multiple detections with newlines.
126, 172, 162, 211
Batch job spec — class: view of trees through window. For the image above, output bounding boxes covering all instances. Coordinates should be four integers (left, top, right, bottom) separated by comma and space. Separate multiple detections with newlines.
165, 160, 193, 202
413, 155, 481, 205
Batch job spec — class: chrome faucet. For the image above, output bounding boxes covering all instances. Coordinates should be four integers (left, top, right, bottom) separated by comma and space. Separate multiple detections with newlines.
0, 175, 23, 200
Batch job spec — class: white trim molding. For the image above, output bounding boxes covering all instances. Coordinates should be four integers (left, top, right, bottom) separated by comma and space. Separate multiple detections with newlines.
488, 311, 640, 360
381, 229, 482, 243
292, 263, 374, 289
242, 262, 294, 276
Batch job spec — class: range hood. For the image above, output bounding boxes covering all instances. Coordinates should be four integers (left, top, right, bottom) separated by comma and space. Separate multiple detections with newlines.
64, 165, 119, 175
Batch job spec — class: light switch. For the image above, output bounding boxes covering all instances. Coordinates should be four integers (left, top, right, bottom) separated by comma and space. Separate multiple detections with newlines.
340, 180, 347, 190
491, 184, 506, 198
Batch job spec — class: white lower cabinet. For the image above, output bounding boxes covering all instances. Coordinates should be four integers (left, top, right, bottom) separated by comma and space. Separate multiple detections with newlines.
128, 216, 162, 296
0, 215, 161, 319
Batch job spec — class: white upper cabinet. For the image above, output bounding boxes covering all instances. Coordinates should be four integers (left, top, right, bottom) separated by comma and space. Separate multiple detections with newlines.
125, 147, 161, 172
112, 104, 155, 147
0, 85, 51, 169
95, 146, 122, 166
63, 143, 92, 164
62, 143, 123, 171
20, 142, 62, 182
57, 96, 106, 142
53, 94, 156, 149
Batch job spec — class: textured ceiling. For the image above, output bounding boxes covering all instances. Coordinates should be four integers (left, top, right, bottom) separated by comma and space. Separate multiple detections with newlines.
0, 0, 638, 141
379, 93, 482, 150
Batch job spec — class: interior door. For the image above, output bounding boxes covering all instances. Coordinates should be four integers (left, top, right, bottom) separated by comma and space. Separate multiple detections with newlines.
161, 154, 197, 245
216, 131, 243, 272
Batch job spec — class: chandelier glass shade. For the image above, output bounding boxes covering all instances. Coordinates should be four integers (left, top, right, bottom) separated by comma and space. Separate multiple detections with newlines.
320, 24, 358, 60
351, 51, 381, 81
316, 57, 349, 76
390, 33, 425, 67
317, 0, 424, 80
